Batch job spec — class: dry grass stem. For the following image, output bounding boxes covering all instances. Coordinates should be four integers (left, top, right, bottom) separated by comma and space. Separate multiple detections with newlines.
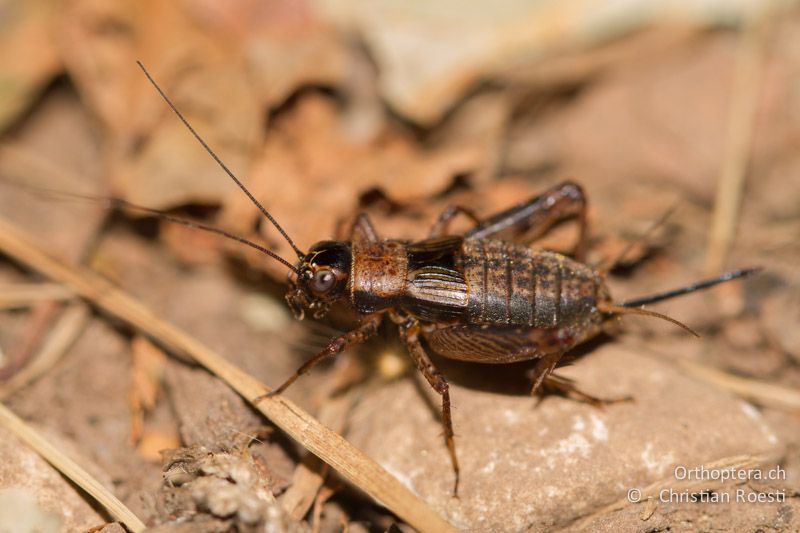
0, 282, 74, 310
0, 302, 90, 400
0, 215, 457, 533
678, 359, 800, 412
280, 391, 354, 520
704, 10, 773, 275
0, 401, 146, 532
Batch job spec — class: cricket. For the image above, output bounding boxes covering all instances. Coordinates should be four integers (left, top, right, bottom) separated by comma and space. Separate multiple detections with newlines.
137, 62, 757, 496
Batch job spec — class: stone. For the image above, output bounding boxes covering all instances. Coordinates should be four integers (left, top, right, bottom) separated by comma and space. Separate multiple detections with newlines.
0, 425, 106, 532
346, 344, 783, 531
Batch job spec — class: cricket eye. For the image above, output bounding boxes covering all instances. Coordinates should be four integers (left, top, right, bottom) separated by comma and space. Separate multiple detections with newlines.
311, 269, 336, 294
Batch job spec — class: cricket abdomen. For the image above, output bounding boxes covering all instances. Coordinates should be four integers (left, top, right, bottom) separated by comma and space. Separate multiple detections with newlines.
460, 239, 603, 330
351, 236, 607, 335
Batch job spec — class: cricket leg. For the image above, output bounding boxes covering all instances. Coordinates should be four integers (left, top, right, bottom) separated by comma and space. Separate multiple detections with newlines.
349, 213, 380, 243
528, 352, 563, 396
465, 181, 588, 260
398, 319, 460, 497
529, 352, 632, 406
255, 313, 383, 400
541, 374, 633, 407
428, 205, 481, 237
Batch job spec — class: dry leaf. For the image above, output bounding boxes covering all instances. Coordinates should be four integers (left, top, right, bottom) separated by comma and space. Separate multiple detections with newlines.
128, 335, 166, 444
219, 93, 482, 277
0, 0, 62, 130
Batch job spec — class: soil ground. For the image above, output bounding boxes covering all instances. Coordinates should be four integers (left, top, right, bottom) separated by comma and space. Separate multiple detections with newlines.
0, 2, 798, 532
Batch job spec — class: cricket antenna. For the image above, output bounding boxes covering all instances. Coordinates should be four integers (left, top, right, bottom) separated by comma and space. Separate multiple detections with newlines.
4, 177, 302, 274
136, 61, 305, 260
113, 199, 301, 274
621, 267, 761, 308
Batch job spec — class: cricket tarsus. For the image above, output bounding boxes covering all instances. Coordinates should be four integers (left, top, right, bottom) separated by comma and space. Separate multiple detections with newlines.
136, 61, 304, 260
540, 374, 633, 407
621, 267, 761, 308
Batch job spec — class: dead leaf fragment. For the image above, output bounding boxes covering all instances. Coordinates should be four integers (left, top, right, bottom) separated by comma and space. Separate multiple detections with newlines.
129, 336, 167, 444
0, 0, 62, 130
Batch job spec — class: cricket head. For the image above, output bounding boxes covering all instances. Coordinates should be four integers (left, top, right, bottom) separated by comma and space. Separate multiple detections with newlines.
286, 240, 352, 320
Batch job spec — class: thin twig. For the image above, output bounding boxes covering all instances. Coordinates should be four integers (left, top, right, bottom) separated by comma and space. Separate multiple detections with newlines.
0, 215, 457, 533
0, 402, 146, 532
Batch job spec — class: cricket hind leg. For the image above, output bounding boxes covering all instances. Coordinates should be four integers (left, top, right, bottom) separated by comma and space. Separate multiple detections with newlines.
528, 352, 562, 395
424, 324, 625, 406
540, 373, 633, 407
348, 212, 380, 243
528, 352, 632, 407
428, 205, 481, 238
463, 180, 588, 260
255, 313, 383, 400
397, 319, 461, 497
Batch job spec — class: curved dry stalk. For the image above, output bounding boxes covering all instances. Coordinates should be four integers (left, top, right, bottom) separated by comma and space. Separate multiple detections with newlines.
0, 215, 457, 533
0, 303, 90, 400
564, 453, 781, 531
0, 402, 146, 532
678, 359, 800, 412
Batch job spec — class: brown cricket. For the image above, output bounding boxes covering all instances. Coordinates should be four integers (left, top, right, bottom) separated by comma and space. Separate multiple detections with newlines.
137, 62, 757, 496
